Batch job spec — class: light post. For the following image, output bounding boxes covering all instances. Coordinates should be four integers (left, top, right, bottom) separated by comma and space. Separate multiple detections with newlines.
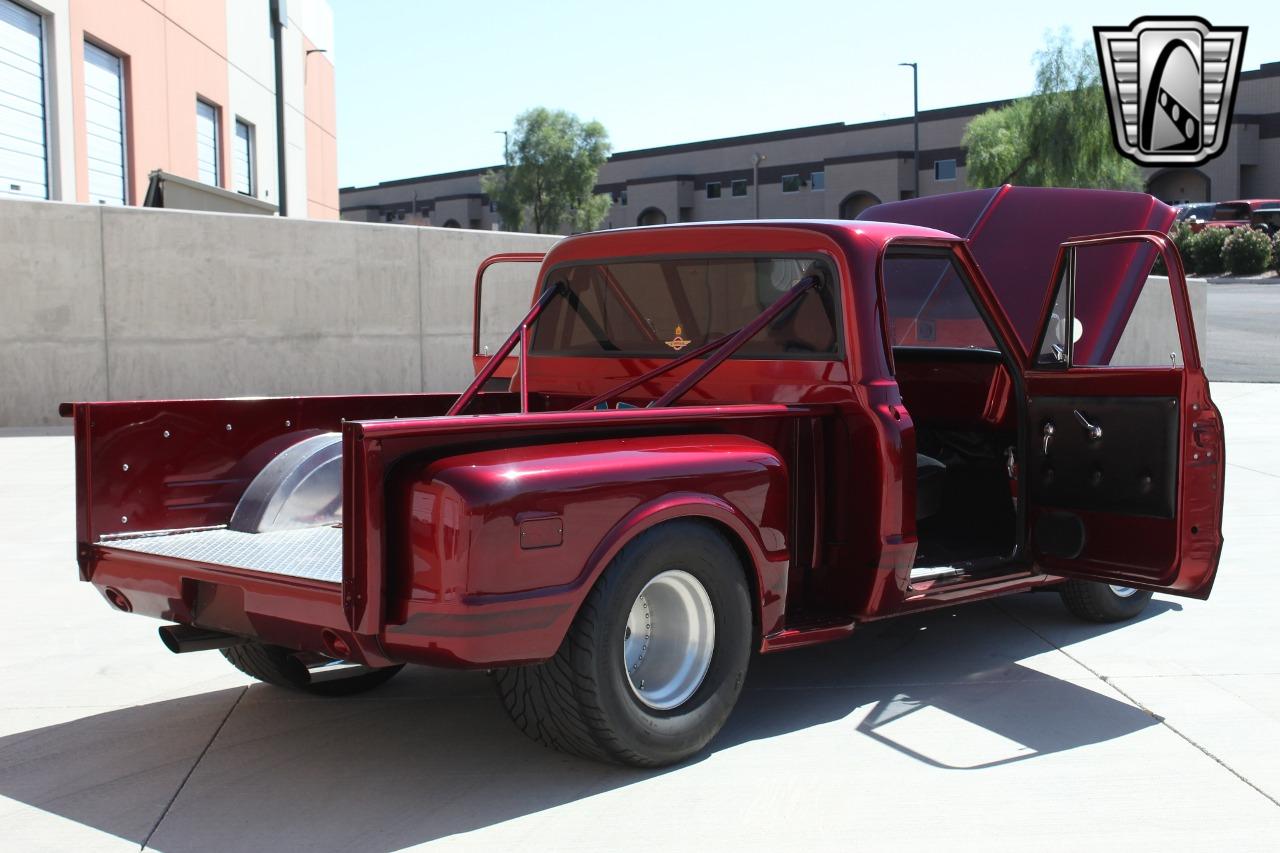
899, 62, 919, 198
751, 152, 766, 219
495, 130, 509, 163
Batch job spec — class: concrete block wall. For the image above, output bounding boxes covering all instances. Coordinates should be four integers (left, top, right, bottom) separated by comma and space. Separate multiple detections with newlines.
0, 199, 555, 426
0, 199, 1211, 427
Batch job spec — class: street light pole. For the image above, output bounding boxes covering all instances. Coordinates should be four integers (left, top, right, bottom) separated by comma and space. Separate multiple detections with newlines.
494, 130, 509, 164
751, 152, 766, 219
899, 62, 919, 198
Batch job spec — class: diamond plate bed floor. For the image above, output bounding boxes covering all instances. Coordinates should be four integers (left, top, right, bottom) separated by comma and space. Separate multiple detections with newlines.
103, 526, 343, 584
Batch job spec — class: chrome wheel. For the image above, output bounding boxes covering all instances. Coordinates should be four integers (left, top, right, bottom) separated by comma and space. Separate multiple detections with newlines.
1109, 585, 1138, 598
623, 569, 715, 710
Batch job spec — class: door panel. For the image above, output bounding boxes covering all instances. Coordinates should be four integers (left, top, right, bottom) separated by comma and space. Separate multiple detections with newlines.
1029, 395, 1178, 519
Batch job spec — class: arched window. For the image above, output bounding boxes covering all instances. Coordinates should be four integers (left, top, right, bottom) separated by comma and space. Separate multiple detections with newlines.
636, 207, 667, 227
838, 191, 882, 220
1145, 169, 1210, 204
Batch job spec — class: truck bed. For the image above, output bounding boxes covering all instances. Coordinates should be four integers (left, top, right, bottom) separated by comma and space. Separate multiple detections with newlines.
103, 526, 343, 584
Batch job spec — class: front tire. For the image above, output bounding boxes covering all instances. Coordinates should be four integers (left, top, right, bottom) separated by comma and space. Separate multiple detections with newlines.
494, 520, 753, 767
1059, 580, 1153, 623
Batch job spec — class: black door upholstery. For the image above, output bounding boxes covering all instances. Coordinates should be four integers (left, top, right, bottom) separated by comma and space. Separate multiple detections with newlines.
1029, 396, 1179, 519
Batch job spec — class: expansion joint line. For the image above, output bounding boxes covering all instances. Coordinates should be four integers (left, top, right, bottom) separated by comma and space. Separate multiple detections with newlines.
140, 686, 249, 849
994, 600, 1280, 811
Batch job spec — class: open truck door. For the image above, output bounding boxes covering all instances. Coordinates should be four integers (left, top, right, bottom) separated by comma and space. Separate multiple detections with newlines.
1023, 233, 1224, 598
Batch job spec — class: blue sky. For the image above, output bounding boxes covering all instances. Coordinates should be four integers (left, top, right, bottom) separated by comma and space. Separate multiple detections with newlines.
330, 1, 1280, 189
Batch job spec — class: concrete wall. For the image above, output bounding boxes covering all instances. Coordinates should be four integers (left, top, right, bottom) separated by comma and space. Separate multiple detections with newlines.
0, 198, 556, 426
0, 198, 1211, 427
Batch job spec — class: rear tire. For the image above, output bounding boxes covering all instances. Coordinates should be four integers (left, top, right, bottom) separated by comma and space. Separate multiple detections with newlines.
1059, 580, 1153, 623
493, 520, 753, 767
221, 642, 403, 696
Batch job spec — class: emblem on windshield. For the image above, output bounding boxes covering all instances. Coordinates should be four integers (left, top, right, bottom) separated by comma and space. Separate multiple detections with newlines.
666, 325, 691, 351
1094, 17, 1247, 166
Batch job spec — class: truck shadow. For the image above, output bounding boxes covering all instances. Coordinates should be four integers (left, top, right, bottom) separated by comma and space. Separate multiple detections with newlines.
0, 594, 1173, 851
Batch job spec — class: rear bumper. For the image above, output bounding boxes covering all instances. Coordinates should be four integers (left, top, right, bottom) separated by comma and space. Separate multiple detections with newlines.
87, 545, 572, 669
87, 546, 396, 667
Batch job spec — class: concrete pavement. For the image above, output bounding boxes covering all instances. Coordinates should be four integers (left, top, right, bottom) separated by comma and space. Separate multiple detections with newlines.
1206, 281, 1280, 382
2, 384, 1279, 851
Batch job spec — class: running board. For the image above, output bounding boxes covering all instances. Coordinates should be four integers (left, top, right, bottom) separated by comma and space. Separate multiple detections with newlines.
909, 565, 965, 584
761, 619, 856, 653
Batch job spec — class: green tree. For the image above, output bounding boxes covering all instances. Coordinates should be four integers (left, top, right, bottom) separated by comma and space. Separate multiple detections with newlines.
482, 108, 612, 234
964, 31, 1143, 190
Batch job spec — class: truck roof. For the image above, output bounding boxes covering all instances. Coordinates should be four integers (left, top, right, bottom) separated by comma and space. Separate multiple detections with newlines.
543, 219, 961, 268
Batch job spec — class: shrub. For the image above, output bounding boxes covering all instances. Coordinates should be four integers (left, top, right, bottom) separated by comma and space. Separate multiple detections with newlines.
1222, 227, 1273, 276
1273, 232, 1280, 274
1162, 221, 1194, 274
1185, 226, 1230, 276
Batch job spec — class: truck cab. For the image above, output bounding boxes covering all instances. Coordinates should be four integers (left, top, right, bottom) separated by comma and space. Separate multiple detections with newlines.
65, 186, 1224, 766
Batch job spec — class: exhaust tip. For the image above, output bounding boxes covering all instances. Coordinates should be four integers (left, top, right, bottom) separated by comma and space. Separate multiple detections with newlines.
159, 624, 248, 654
103, 587, 132, 612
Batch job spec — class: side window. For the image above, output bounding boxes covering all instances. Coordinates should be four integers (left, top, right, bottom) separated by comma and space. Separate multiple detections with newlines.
1036, 264, 1072, 367
880, 251, 998, 350
1075, 242, 1182, 367
1036, 241, 1184, 369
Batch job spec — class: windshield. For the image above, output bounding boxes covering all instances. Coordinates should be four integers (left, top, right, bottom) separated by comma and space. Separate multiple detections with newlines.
530, 256, 841, 360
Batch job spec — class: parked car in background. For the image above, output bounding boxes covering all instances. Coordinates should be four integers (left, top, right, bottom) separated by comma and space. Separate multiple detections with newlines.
1202, 199, 1280, 231
1248, 207, 1280, 236
1174, 202, 1216, 226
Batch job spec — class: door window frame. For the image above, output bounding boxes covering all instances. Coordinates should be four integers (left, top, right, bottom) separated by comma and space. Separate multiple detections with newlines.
1029, 231, 1201, 373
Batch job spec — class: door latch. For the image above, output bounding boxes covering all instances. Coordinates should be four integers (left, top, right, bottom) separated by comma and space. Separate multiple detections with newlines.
1073, 410, 1103, 440
1042, 422, 1055, 455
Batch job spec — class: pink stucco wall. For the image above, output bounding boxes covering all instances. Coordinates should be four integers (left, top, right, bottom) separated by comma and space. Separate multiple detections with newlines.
66, 0, 335, 217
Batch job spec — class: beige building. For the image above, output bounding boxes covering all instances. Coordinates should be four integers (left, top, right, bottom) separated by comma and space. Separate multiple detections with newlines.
342, 60, 1280, 230
0, 0, 337, 217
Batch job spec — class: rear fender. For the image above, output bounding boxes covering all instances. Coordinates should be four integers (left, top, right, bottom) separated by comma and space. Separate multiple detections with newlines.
576, 492, 790, 648
385, 434, 790, 666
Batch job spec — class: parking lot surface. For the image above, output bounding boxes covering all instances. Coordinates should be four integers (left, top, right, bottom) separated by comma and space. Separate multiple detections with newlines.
1206, 281, 1280, 382
2, 383, 1278, 852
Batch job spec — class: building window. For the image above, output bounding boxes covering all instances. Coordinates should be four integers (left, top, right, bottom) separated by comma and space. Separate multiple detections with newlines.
781, 174, 801, 193
233, 119, 254, 195
706, 181, 721, 199
620, 189, 628, 206
731, 179, 747, 197
195, 99, 220, 185
83, 41, 127, 205
934, 158, 957, 181
0, 0, 48, 199
810, 171, 825, 191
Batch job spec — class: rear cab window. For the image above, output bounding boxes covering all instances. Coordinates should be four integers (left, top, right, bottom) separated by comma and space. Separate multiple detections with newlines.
531, 256, 842, 360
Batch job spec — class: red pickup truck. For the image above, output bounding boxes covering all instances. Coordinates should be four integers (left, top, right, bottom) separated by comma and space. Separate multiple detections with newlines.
65, 186, 1224, 767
